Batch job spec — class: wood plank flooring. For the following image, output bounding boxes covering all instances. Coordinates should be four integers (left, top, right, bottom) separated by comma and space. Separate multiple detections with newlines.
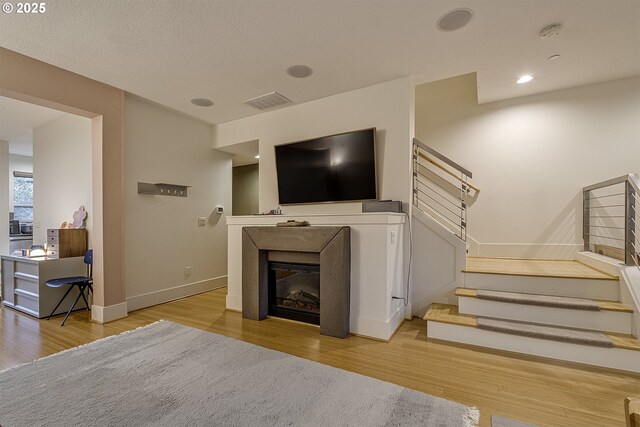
2, 288, 639, 427
465, 257, 618, 280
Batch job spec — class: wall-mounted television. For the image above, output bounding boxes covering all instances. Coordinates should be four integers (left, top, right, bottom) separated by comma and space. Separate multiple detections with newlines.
275, 128, 377, 205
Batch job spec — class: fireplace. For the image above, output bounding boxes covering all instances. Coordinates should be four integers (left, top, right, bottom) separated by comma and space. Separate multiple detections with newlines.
268, 262, 320, 325
242, 226, 350, 338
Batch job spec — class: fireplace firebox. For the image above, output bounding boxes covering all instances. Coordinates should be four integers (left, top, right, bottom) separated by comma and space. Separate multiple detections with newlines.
268, 262, 320, 325
242, 226, 350, 338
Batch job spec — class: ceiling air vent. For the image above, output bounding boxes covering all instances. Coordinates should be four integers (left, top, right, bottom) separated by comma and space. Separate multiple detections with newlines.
243, 91, 292, 110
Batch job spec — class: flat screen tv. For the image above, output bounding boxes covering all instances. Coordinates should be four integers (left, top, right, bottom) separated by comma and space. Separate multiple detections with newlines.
275, 128, 377, 205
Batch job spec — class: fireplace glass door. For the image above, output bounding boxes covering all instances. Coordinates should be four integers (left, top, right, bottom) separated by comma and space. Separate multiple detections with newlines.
268, 262, 320, 325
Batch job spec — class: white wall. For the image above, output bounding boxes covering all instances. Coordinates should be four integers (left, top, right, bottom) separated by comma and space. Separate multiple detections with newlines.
0, 140, 8, 256
124, 95, 232, 311
416, 74, 640, 259
9, 154, 33, 212
213, 77, 413, 215
33, 115, 92, 247
411, 209, 466, 317
232, 164, 259, 215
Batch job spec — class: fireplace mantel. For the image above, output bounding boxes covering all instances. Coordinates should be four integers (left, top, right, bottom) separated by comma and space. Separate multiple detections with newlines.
242, 226, 350, 338
226, 213, 406, 341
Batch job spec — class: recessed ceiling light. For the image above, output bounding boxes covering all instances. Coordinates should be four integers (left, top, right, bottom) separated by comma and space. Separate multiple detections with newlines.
436, 8, 473, 32
517, 75, 534, 84
286, 65, 313, 78
191, 98, 214, 107
254, 155, 260, 159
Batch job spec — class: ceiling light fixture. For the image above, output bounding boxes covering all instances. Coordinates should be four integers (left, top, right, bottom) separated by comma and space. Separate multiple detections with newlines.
190, 98, 214, 107
517, 75, 534, 84
436, 8, 473, 32
286, 65, 313, 78
254, 155, 260, 159
539, 24, 562, 39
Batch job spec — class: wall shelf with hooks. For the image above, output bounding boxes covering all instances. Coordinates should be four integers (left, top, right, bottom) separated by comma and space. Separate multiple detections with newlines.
137, 182, 191, 197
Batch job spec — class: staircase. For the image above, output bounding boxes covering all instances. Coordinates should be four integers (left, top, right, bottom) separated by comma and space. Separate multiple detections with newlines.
424, 257, 640, 373
410, 144, 640, 373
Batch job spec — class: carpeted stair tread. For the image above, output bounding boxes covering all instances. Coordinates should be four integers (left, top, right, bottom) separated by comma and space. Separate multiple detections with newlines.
455, 288, 633, 312
476, 317, 614, 348
425, 304, 640, 351
477, 289, 599, 310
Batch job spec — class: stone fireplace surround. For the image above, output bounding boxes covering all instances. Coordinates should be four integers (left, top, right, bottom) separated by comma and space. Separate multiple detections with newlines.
242, 226, 350, 338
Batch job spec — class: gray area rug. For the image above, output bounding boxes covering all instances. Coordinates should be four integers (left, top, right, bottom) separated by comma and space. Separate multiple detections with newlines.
477, 317, 614, 348
0, 321, 478, 427
491, 415, 537, 427
476, 290, 600, 311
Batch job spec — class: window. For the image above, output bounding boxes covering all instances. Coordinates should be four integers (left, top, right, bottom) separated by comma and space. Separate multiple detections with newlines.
13, 171, 33, 221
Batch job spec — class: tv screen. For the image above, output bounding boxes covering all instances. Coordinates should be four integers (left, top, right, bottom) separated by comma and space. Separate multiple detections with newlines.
275, 128, 377, 205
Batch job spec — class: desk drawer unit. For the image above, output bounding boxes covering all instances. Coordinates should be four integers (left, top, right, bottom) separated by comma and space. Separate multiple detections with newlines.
46, 229, 87, 258
1, 256, 87, 318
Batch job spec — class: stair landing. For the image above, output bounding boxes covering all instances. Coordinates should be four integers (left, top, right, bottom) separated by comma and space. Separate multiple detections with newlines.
465, 257, 618, 280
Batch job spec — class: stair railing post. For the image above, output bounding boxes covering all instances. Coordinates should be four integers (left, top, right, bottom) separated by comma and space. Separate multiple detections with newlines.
583, 188, 590, 252
625, 180, 636, 265
412, 144, 418, 208
461, 173, 468, 242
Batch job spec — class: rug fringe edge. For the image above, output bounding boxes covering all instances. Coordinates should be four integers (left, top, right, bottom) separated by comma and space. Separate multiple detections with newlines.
464, 406, 480, 427
0, 319, 167, 375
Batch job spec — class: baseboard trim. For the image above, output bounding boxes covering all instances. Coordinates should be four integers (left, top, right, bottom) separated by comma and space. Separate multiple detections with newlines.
127, 276, 228, 312
350, 308, 405, 341
91, 302, 128, 323
226, 293, 242, 311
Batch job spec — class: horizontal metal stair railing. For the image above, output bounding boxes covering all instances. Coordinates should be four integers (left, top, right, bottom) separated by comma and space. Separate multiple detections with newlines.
412, 138, 478, 242
583, 173, 640, 268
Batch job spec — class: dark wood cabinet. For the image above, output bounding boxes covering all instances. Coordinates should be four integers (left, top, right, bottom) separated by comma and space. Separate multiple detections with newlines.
47, 228, 87, 258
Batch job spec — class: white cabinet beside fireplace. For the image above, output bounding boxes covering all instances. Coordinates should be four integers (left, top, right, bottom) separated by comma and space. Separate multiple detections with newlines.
226, 213, 406, 340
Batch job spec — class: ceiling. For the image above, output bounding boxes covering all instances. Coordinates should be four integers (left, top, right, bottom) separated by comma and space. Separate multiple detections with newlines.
0, 1, 638, 125
0, 96, 67, 156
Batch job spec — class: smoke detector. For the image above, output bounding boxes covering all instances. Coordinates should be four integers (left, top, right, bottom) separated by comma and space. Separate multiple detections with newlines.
243, 92, 292, 110
540, 24, 562, 39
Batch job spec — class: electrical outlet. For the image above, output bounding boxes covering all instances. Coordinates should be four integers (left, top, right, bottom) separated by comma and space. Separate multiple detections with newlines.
198, 217, 207, 227
185, 266, 192, 277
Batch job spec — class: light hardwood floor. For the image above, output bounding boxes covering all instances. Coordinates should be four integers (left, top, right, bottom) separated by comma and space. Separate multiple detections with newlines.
465, 257, 618, 280
2, 288, 638, 427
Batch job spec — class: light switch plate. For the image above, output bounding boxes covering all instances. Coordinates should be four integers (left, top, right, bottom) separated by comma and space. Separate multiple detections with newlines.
198, 217, 207, 227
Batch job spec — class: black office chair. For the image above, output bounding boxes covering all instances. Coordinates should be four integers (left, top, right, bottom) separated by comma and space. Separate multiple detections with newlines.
46, 250, 93, 326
